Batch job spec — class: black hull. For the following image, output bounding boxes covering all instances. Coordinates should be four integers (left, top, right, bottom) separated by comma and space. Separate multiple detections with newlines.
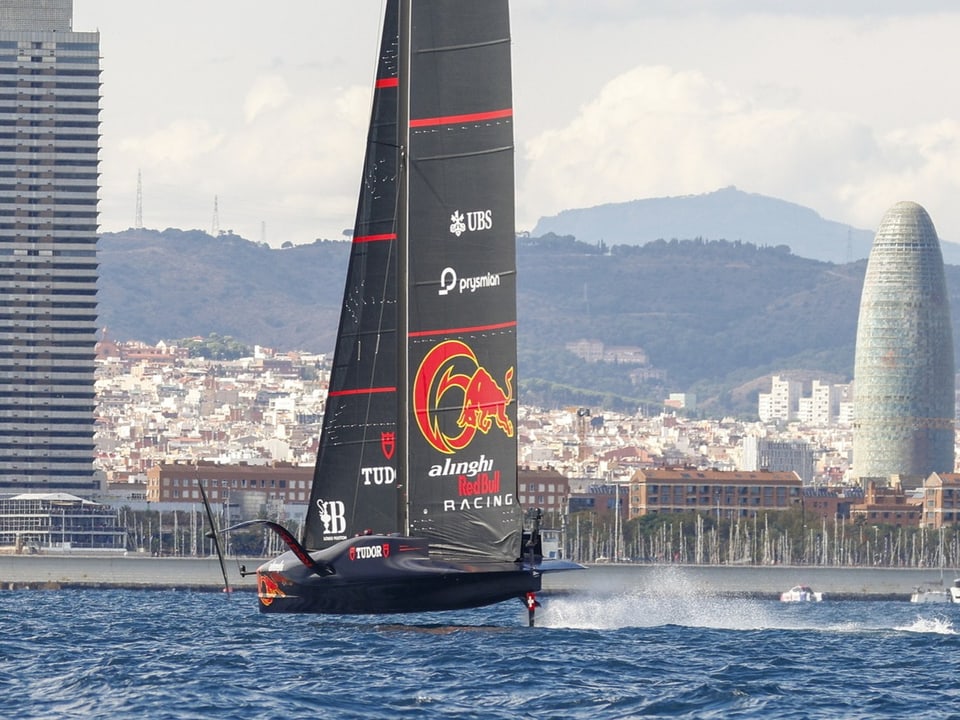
258, 567, 539, 615
256, 535, 540, 615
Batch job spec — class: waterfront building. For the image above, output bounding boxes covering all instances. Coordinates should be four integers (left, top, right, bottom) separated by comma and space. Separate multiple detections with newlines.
0, 1, 101, 494
146, 461, 313, 520
567, 482, 629, 522
848, 480, 922, 528
627, 468, 802, 520
517, 466, 570, 523
801, 485, 862, 522
921, 473, 960, 529
852, 202, 955, 487
0, 492, 126, 551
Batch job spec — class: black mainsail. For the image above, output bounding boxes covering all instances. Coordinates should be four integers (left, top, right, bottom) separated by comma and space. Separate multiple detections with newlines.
403, 1, 521, 561
304, 0, 520, 560
302, 1, 402, 550
230, 0, 577, 620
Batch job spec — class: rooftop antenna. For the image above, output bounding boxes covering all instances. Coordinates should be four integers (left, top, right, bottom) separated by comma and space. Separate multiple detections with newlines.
135, 170, 143, 229
261, 220, 266, 245
212, 195, 220, 237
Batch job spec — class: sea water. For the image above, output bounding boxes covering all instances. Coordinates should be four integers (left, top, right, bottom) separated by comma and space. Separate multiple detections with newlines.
2, 570, 958, 719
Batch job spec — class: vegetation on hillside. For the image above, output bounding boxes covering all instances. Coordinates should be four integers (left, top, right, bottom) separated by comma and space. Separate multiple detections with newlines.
177, 333, 251, 360
99, 228, 960, 417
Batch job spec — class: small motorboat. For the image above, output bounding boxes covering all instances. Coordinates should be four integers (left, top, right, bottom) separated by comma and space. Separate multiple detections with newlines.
780, 585, 823, 602
910, 583, 952, 604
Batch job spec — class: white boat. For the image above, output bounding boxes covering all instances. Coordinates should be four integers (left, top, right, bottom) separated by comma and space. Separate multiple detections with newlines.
780, 585, 823, 602
910, 585, 952, 604
910, 532, 955, 603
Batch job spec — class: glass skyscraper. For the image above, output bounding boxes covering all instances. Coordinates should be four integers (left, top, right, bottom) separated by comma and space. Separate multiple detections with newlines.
0, 0, 100, 493
853, 201, 955, 486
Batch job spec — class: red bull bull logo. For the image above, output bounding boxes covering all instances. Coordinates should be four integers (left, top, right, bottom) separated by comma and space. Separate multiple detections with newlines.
257, 572, 287, 607
412, 340, 514, 454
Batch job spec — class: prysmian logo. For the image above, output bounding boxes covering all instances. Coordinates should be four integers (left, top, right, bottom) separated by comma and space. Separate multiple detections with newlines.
449, 209, 492, 237
438, 267, 501, 296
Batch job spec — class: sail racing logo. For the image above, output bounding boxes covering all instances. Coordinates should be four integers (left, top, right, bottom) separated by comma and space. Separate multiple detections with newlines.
413, 339, 514, 454
449, 209, 492, 237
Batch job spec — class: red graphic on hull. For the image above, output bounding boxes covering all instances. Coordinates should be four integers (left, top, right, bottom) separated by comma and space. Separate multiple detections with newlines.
257, 572, 287, 607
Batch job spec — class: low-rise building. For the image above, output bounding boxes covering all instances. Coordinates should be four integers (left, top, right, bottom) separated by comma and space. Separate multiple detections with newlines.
849, 481, 922, 527
921, 473, 960, 528
0, 493, 127, 552
518, 466, 570, 521
146, 461, 313, 519
628, 467, 802, 519
567, 483, 629, 522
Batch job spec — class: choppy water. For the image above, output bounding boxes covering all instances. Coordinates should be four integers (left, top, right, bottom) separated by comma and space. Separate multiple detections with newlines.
3, 567, 960, 719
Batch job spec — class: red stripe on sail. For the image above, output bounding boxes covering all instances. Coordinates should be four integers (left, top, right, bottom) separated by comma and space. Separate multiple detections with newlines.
409, 321, 517, 338
328, 386, 396, 398
353, 233, 396, 243
410, 108, 512, 128
375, 77, 398, 89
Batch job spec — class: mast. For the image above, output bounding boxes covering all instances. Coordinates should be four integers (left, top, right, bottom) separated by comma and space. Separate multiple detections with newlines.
397, 0, 412, 535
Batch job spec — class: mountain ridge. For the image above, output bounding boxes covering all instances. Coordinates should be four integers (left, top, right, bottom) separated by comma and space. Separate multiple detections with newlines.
531, 186, 960, 266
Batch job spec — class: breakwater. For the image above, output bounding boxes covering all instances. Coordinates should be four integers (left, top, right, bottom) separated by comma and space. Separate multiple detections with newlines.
1, 554, 953, 600
0, 554, 262, 591
542, 563, 954, 601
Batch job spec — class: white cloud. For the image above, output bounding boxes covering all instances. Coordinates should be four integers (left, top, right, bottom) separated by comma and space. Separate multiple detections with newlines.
81, 2, 960, 245
518, 61, 960, 243
243, 75, 291, 124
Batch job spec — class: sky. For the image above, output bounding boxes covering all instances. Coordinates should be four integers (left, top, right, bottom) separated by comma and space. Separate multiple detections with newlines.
73, 1, 960, 248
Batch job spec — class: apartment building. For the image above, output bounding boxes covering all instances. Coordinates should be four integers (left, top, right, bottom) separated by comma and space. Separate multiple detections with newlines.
0, 1, 101, 494
628, 467, 802, 520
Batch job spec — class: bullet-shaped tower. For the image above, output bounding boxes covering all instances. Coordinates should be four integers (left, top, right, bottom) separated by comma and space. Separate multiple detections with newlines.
853, 201, 955, 485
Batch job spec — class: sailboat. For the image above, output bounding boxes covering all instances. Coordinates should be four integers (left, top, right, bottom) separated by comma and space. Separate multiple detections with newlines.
221, 0, 579, 622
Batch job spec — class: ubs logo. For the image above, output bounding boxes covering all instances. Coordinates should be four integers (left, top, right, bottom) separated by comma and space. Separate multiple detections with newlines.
449, 209, 493, 237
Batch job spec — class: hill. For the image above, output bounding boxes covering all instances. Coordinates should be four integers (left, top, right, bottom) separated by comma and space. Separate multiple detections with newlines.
98, 228, 349, 351
531, 186, 960, 266
100, 228, 883, 416
515, 235, 867, 414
